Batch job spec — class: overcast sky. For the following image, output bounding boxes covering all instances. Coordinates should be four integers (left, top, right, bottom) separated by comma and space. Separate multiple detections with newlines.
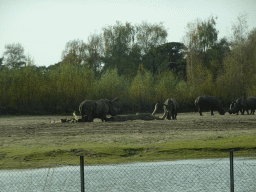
1, 0, 256, 67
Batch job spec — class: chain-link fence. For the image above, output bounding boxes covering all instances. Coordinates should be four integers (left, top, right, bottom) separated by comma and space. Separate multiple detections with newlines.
0, 166, 80, 192
0, 150, 256, 192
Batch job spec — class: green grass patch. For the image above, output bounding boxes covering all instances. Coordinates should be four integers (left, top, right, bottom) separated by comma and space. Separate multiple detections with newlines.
1, 135, 256, 169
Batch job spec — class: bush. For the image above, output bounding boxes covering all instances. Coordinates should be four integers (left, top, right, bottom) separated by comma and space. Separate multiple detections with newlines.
129, 70, 154, 112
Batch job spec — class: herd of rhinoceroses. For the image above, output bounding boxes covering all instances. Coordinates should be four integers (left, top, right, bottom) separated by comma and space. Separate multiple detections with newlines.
77, 95, 256, 122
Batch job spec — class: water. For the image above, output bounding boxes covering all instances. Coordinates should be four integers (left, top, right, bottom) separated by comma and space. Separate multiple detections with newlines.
1, 158, 256, 192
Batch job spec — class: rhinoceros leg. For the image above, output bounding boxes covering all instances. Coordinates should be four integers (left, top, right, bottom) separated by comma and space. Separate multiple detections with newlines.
87, 114, 94, 122
166, 111, 171, 120
211, 110, 214, 115
173, 110, 177, 119
100, 114, 107, 122
81, 111, 85, 122
198, 108, 203, 116
81, 111, 88, 122
82, 116, 89, 122
171, 110, 175, 119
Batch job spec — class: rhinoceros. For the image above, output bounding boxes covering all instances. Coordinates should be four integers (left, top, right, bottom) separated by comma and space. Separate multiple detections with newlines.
79, 98, 119, 122
229, 96, 256, 115
195, 95, 225, 116
229, 97, 248, 115
163, 98, 179, 120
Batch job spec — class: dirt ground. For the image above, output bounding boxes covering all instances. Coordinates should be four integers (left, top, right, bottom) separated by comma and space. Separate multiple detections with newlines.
1, 111, 256, 139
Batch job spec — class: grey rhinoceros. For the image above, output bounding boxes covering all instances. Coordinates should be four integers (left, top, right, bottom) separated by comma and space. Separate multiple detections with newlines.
229, 96, 256, 115
79, 98, 119, 122
163, 98, 179, 120
229, 96, 248, 115
195, 95, 225, 116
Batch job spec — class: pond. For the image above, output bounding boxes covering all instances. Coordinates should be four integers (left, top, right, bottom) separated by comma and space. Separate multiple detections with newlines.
1, 158, 256, 192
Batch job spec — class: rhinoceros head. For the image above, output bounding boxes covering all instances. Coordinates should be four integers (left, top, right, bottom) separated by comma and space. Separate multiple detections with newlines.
228, 101, 240, 114
109, 106, 119, 116
106, 98, 119, 116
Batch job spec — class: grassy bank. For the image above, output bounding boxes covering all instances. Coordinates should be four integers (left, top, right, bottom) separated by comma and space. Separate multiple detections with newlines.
1, 134, 256, 169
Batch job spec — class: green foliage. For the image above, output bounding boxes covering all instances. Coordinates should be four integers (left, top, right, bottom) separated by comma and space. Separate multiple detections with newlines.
94, 68, 129, 100
154, 71, 178, 103
100, 21, 168, 77
102, 21, 137, 76
3, 43, 27, 68
137, 21, 168, 76
129, 67, 154, 106
215, 18, 256, 100
1, 66, 44, 110
175, 80, 192, 105
183, 16, 227, 98
197, 16, 218, 52
216, 53, 244, 100
61, 39, 87, 66
49, 64, 95, 113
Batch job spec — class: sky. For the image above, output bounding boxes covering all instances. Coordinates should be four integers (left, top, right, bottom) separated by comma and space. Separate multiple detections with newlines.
1, 0, 256, 67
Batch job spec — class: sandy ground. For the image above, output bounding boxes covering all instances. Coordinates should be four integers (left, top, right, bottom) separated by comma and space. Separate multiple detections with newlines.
1, 111, 256, 138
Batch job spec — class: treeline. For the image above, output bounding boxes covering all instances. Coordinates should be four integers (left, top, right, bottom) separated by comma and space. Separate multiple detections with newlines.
0, 15, 256, 114
0, 65, 187, 114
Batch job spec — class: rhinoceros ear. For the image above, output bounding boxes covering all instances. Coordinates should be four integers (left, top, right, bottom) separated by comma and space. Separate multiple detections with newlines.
112, 97, 119, 102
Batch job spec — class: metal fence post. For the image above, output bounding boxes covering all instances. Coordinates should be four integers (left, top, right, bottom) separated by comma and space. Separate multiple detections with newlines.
80, 156, 85, 192
230, 149, 234, 192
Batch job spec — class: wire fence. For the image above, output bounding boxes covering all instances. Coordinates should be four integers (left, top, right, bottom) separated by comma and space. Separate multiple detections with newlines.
0, 150, 256, 192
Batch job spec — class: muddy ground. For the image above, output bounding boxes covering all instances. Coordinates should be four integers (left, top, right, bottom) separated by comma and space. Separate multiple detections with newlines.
1, 111, 256, 139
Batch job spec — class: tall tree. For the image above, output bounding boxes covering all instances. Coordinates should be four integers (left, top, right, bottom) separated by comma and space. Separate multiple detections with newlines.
137, 21, 167, 76
61, 39, 87, 66
183, 16, 219, 84
160, 42, 186, 78
231, 13, 248, 89
203, 37, 230, 81
126, 43, 142, 77
102, 21, 136, 76
183, 19, 203, 84
231, 13, 248, 48
245, 28, 256, 95
100, 21, 168, 77
0, 57, 3, 69
26, 54, 35, 66
86, 34, 103, 74
216, 14, 252, 100
197, 16, 218, 52
3, 43, 27, 68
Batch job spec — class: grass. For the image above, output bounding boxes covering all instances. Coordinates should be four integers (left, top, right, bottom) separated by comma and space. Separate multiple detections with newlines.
1, 134, 256, 169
